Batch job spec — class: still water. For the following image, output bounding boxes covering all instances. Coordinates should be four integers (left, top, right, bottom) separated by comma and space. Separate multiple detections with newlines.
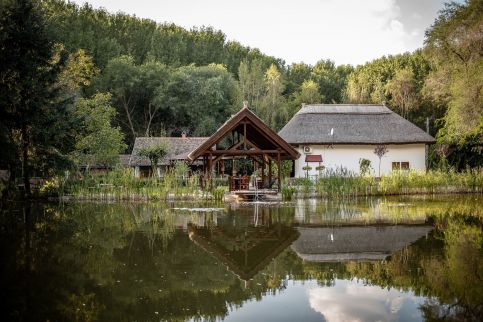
1, 195, 482, 322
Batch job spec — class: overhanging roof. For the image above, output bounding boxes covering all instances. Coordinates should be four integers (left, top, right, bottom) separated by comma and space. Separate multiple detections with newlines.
187, 107, 300, 161
279, 104, 436, 145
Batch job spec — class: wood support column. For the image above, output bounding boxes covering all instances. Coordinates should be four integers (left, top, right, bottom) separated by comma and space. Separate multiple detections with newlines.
261, 154, 266, 188
207, 152, 213, 189
268, 156, 272, 188
277, 151, 281, 192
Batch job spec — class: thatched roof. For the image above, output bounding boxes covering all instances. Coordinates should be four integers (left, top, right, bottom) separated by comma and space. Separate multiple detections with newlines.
130, 137, 209, 166
118, 154, 131, 167
279, 104, 435, 145
291, 225, 433, 262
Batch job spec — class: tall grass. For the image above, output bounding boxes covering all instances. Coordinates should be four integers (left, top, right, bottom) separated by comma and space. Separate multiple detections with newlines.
287, 168, 483, 198
60, 168, 228, 201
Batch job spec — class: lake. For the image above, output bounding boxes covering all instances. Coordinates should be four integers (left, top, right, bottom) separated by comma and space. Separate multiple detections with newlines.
1, 195, 482, 321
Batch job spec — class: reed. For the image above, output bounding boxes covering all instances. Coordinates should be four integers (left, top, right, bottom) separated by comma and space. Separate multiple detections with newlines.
313, 168, 482, 198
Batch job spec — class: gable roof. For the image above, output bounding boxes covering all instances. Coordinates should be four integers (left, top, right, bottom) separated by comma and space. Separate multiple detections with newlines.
279, 104, 436, 145
130, 137, 209, 166
188, 106, 300, 161
188, 223, 299, 281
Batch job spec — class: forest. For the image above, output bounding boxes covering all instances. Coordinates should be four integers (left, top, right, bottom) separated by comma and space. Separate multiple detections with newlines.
0, 0, 481, 194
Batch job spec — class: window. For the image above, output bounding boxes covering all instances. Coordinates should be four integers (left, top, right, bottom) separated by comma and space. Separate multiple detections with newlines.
392, 162, 410, 171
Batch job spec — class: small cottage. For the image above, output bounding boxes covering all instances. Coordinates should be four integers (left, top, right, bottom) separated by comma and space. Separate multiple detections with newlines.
130, 135, 209, 177
279, 104, 436, 177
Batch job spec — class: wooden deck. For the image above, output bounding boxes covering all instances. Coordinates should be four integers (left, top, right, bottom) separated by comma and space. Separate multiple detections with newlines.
229, 189, 279, 200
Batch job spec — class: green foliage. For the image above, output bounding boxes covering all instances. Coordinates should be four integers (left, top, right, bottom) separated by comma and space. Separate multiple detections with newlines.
385, 68, 418, 118
424, 0, 483, 151
73, 93, 127, 168
281, 186, 296, 201
0, 0, 76, 195
165, 64, 240, 136
311, 168, 483, 198
359, 158, 372, 176
212, 186, 227, 201
312, 59, 353, 104
91, 56, 172, 141
138, 143, 168, 176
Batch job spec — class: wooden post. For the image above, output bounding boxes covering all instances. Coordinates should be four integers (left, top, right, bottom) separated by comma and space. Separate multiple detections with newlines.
268, 156, 272, 189
277, 151, 281, 192
208, 152, 213, 189
261, 154, 265, 188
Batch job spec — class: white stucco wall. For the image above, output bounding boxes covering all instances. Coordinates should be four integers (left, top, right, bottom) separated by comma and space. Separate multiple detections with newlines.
294, 144, 427, 178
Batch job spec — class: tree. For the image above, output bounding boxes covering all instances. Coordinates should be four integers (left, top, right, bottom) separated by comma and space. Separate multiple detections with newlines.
0, 0, 67, 196
260, 64, 285, 129
312, 59, 353, 103
138, 144, 168, 177
165, 64, 240, 136
73, 93, 127, 169
385, 68, 418, 118
238, 59, 265, 112
92, 56, 171, 143
286, 80, 323, 121
373, 145, 388, 177
424, 0, 483, 144
285, 62, 312, 95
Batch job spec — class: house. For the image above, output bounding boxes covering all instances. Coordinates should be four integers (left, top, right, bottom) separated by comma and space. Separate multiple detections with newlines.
78, 154, 132, 174
130, 134, 209, 177
129, 104, 299, 193
278, 104, 436, 177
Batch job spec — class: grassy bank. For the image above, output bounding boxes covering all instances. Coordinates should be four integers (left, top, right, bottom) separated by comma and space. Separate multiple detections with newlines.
38, 168, 483, 202
42, 168, 228, 201
285, 169, 483, 199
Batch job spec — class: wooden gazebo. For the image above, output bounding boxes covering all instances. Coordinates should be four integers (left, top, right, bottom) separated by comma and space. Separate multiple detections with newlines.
187, 103, 300, 192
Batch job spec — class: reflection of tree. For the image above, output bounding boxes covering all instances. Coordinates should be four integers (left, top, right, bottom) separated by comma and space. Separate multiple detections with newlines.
1, 200, 482, 321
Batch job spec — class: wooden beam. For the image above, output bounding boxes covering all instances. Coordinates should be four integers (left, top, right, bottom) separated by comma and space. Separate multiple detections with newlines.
208, 150, 280, 155
243, 121, 247, 150
245, 138, 262, 151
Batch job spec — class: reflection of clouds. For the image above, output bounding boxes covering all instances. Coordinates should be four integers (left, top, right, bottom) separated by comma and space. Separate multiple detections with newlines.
308, 280, 421, 322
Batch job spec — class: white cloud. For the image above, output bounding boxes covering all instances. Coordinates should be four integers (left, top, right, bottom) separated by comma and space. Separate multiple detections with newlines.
308, 279, 424, 322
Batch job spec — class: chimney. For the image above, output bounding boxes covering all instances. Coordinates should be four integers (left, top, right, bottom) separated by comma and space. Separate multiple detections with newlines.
243, 101, 248, 109
181, 131, 187, 139
302, 103, 306, 108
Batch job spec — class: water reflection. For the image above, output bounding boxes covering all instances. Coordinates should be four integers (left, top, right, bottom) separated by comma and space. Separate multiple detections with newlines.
0, 195, 481, 321
292, 226, 433, 262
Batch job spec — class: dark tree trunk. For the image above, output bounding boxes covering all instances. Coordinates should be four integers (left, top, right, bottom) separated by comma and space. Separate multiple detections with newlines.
21, 125, 31, 197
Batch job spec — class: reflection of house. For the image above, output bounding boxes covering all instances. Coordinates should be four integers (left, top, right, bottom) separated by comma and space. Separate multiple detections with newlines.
130, 135, 208, 177
188, 220, 299, 281
291, 225, 433, 262
279, 104, 435, 177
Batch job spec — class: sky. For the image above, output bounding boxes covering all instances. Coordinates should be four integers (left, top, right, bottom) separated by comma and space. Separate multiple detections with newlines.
69, 0, 459, 66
